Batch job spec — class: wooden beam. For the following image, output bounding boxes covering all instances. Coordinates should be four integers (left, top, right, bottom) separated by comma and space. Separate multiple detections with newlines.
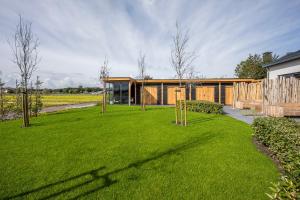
219, 82, 221, 104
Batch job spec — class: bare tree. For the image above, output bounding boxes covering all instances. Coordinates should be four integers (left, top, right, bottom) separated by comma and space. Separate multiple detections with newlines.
99, 57, 109, 113
171, 22, 196, 126
171, 22, 197, 86
8, 15, 39, 127
138, 52, 146, 111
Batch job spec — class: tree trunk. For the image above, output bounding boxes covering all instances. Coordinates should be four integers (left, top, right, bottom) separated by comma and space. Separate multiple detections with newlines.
22, 92, 30, 127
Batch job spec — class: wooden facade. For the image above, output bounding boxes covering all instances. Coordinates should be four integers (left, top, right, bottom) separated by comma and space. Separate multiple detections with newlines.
104, 77, 257, 106
195, 86, 215, 102
233, 77, 300, 117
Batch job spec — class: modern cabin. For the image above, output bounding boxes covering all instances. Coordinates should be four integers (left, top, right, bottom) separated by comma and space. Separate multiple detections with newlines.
104, 77, 258, 106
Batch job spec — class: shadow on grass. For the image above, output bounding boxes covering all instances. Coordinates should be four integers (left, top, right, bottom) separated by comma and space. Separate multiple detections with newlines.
188, 115, 219, 125
3, 133, 214, 200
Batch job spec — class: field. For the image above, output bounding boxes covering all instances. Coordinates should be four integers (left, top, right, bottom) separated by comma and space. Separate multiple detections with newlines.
0, 105, 279, 199
6, 94, 102, 107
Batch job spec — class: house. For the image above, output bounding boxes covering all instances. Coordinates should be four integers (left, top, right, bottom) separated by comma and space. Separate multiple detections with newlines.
264, 50, 300, 79
104, 77, 257, 105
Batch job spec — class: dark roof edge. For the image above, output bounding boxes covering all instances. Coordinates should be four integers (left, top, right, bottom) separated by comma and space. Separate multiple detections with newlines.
263, 53, 300, 68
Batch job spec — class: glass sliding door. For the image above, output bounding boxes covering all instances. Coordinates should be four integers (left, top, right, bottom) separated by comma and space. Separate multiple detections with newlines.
112, 82, 129, 104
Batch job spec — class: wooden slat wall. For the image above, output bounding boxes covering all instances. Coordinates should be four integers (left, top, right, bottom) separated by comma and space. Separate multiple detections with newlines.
167, 86, 186, 104
233, 77, 300, 116
225, 86, 233, 105
233, 81, 262, 104
263, 77, 300, 105
143, 86, 158, 105
196, 86, 215, 102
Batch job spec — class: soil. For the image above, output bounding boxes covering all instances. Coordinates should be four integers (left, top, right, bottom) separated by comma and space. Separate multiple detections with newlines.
252, 137, 285, 174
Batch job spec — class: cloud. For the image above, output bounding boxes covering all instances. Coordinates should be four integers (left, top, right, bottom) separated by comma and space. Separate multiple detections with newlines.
0, 0, 300, 88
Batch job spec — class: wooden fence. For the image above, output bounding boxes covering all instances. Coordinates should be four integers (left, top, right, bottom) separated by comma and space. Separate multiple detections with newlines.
262, 77, 300, 105
233, 81, 262, 108
233, 77, 300, 117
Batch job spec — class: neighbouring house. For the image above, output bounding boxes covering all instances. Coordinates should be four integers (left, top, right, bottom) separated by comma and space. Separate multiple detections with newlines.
264, 50, 300, 79
104, 77, 257, 105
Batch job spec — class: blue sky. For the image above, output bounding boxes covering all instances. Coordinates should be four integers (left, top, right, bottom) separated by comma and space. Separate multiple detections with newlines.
0, 0, 300, 88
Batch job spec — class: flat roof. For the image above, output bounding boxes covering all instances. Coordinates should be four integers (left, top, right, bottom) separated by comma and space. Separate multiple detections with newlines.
104, 77, 259, 83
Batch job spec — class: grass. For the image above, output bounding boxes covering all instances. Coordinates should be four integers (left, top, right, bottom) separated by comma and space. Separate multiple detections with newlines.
0, 105, 279, 199
6, 94, 102, 107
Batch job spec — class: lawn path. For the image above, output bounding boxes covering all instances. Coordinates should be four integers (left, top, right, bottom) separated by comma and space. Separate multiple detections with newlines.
41, 102, 97, 113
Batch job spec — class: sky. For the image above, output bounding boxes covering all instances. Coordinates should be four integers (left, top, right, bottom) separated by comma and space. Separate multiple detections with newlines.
0, 0, 300, 88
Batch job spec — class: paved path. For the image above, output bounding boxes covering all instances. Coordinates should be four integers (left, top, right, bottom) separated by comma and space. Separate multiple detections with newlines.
41, 102, 97, 113
223, 106, 257, 125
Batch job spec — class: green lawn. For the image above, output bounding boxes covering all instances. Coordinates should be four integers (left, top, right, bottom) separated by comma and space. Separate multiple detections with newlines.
0, 106, 279, 199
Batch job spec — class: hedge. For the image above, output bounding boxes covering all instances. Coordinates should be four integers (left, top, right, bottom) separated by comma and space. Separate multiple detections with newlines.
252, 117, 300, 199
178, 100, 223, 114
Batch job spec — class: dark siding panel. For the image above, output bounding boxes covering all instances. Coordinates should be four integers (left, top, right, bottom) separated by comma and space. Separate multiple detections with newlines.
191, 85, 196, 100
163, 85, 168, 105
221, 85, 225, 104
214, 85, 218, 103
136, 85, 140, 104
157, 85, 161, 104
185, 85, 189, 100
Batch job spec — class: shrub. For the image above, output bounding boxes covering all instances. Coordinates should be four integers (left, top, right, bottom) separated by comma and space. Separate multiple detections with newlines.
252, 117, 300, 199
178, 100, 223, 114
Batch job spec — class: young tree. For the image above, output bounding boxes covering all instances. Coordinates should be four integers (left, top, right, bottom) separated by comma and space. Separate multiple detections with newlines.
171, 22, 196, 125
99, 57, 109, 113
8, 15, 39, 127
138, 52, 146, 111
32, 76, 43, 117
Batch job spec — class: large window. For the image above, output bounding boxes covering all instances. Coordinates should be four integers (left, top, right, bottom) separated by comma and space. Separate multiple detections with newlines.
112, 82, 129, 104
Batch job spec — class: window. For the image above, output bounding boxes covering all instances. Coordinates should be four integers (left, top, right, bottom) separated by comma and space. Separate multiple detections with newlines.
112, 82, 129, 104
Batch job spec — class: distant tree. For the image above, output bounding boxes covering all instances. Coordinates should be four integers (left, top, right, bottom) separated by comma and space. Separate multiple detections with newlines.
77, 85, 83, 93
99, 57, 109, 113
8, 15, 39, 127
235, 53, 279, 79
144, 75, 153, 80
32, 76, 43, 117
138, 52, 146, 111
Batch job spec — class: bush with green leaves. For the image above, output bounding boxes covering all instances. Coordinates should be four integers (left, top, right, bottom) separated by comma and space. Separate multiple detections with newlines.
252, 117, 300, 199
178, 100, 223, 114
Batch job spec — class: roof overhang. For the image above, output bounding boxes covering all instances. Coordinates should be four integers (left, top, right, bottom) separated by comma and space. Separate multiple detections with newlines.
104, 77, 259, 83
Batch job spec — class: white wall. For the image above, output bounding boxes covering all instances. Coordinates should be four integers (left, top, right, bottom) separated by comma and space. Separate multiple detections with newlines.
267, 59, 300, 79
